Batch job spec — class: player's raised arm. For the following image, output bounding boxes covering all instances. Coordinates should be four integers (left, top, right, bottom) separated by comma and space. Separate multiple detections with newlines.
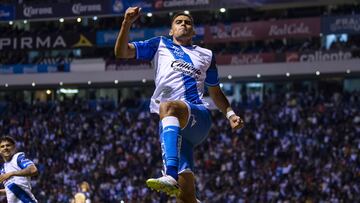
114, 7, 141, 59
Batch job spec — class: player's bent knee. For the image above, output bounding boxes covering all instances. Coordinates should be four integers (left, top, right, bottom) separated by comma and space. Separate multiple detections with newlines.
159, 101, 187, 117
159, 101, 177, 116
159, 101, 189, 128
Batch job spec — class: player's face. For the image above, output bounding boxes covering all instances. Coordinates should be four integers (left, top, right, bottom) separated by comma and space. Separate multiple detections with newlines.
0, 141, 16, 160
170, 15, 195, 41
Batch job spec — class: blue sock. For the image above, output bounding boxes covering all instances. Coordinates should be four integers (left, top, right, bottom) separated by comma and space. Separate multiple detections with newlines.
166, 166, 178, 181
161, 116, 181, 180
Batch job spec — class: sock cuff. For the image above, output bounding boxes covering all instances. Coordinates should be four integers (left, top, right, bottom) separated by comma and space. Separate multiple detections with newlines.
161, 116, 180, 127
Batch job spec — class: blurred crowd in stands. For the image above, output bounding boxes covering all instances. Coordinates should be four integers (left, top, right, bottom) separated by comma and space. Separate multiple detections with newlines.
0, 88, 359, 202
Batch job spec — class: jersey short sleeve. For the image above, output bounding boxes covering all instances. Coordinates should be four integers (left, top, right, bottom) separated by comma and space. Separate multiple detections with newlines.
131, 36, 161, 61
16, 153, 34, 169
205, 53, 220, 86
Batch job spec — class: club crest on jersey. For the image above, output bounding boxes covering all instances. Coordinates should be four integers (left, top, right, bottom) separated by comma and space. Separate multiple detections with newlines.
172, 45, 184, 57
171, 59, 201, 79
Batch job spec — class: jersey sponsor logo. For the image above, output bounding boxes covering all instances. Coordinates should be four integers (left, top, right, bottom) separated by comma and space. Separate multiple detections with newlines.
171, 59, 201, 79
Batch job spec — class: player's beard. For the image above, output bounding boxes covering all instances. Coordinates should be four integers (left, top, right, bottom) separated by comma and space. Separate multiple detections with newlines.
175, 29, 193, 41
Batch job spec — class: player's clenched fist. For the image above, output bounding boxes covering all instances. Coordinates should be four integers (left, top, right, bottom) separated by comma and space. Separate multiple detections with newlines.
229, 115, 244, 130
124, 7, 141, 24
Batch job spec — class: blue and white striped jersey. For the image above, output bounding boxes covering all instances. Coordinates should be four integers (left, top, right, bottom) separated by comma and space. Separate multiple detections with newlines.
132, 36, 219, 114
1, 152, 37, 203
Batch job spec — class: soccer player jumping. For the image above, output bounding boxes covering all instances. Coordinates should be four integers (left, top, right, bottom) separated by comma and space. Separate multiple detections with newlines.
115, 7, 244, 203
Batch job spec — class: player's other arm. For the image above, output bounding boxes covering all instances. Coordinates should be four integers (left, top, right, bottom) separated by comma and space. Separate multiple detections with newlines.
10, 164, 38, 177
0, 189, 5, 195
0, 165, 37, 183
206, 54, 244, 130
114, 7, 141, 59
208, 86, 244, 130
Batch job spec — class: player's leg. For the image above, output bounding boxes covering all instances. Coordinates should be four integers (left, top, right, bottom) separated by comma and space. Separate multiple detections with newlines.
181, 103, 212, 146
159, 100, 189, 127
176, 103, 211, 203
146, 100, 190, 196
176, 137, 198, 203
159, 100, 189, 180
176, 172, 197, 203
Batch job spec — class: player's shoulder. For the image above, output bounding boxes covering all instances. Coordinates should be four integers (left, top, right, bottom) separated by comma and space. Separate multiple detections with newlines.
10, 152, 24, 161
193, 45, 214, 62
193, 45, 213, 57
12, 152, 26, 162
14, 152, 25, 158
134, 36, 163, 44
158, 36, 172, 43
140, 36, 164, 48
147, 36, 164, 42
5, 152, 24, 164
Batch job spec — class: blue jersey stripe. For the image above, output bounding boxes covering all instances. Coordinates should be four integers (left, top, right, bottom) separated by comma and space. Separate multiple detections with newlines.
22, 162, 33, 168
132, 37, 161, 61
205, 54, 220, 86
17, 153, 34, 169
7, 183, 36, 203
162, 38, 202, 104
182, 75, 203, 104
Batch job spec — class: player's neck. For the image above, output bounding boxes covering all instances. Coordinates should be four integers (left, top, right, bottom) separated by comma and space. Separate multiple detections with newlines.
3, 155, 13, 162
173, 38, 192, 47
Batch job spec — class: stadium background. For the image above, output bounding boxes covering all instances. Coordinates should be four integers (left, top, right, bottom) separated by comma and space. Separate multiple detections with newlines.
0, 0, 359, 202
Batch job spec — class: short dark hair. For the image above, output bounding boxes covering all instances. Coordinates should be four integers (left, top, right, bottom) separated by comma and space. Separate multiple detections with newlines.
0, 136, 16, 146
171, 12, 194, 25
